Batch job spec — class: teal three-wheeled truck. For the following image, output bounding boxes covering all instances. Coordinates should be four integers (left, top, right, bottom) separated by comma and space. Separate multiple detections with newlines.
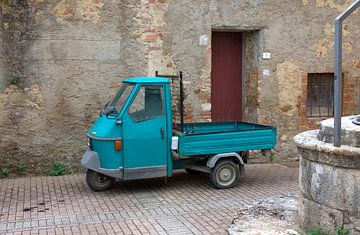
81, 72, 276, 191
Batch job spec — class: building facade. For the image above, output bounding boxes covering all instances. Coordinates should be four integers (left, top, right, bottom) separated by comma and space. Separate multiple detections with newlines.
0, 0, 359, 172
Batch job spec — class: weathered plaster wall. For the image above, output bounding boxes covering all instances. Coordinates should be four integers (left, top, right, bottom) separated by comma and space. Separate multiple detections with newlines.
168, 0, 360, 159
0, 0, 129, 172
0, 0, 359, 172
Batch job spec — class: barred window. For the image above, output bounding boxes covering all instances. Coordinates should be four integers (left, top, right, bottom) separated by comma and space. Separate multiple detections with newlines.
307, 73, 334, 118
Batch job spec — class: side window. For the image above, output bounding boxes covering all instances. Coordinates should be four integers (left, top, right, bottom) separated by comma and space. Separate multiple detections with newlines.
128, 85, 164, 122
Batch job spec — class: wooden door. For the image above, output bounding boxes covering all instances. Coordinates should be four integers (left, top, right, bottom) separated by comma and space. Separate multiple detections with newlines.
211, 32, 243, 121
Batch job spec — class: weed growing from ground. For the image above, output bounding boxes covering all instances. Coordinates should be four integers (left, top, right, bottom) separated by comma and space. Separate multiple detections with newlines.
0, 167, 10, 178
16, 161, 26, 172
336, 226, 350, 235
46, 162, 66, 176
307, 226, 350, 235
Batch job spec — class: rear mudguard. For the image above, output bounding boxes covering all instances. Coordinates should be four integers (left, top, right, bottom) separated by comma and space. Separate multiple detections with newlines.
206, 152, 245, 175
81, 150, 123, 179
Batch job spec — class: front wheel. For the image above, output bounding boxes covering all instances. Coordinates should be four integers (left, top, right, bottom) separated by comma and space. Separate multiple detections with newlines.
210, 160, 240, 189
86, 169, 114, 191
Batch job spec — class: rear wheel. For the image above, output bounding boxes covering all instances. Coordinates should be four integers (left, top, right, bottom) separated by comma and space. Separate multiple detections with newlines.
86, 169, 114, 191
210, 160, 239, 189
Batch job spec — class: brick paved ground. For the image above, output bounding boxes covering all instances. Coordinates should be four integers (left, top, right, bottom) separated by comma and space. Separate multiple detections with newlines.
0, 164, 299, 235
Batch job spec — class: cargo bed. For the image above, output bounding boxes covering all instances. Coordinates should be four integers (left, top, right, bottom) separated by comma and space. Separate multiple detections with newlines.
174, 121, 276, 157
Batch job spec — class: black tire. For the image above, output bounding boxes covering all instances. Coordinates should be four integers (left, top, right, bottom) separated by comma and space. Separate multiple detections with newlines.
210, 160, 240, 189
86, 169, 114, 191
185, 168, 201, 175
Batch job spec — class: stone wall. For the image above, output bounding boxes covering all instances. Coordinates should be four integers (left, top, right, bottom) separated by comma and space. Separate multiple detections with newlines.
0, 0, 129, 172
0, 0, 359, 172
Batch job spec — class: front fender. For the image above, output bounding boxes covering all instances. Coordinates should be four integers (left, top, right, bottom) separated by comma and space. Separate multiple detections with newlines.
81, 150, 101, 170
81, 150, 123, 179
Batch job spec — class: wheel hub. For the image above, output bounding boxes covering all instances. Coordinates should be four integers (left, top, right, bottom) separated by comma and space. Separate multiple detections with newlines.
219, 168, 232, 182
97, 175, 109, 183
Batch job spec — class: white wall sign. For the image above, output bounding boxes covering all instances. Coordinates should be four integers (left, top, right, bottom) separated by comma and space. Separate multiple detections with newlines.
262, 52, 271, 59
262, 69, 271, 77
199, 35, 209, 46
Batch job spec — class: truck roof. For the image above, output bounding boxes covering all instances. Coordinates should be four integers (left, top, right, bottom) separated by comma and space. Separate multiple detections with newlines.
123, 77, 170, 84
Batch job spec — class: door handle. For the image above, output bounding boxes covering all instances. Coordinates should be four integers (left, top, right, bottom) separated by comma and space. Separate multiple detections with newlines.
160, 128, 165, 139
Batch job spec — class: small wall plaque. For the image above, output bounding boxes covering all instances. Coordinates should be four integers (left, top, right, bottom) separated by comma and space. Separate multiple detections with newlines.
262, 52, 271, 59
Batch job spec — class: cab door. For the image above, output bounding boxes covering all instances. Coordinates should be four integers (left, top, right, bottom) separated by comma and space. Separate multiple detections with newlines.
122, 84, 168, 180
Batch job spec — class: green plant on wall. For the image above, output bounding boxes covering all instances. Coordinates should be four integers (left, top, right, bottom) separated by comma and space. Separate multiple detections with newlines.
46, 162, 66, 176
270, 151, 276, 162
336, 226, 350, 235
10, 75, 22, 85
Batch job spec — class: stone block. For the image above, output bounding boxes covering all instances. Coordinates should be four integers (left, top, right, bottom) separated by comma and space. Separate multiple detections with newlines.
299, 195, 343, 233
350, 216, 360, 233
300, 157, 360, 213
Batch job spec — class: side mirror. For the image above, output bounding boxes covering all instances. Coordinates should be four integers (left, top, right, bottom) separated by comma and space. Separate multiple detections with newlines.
115, 120, 122, 125
104, 105, 116, 117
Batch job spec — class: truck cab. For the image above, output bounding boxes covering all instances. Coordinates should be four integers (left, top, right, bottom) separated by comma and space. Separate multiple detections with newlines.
82, 77, 173, 191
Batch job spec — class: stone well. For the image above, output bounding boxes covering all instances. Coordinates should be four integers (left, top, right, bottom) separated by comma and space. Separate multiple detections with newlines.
294, 116, 360, 234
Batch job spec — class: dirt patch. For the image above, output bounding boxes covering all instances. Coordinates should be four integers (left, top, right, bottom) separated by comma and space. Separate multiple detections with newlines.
228, 194, 302, 235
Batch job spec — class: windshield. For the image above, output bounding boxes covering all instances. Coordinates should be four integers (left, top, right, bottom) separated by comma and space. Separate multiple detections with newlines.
104, 83, 134, 116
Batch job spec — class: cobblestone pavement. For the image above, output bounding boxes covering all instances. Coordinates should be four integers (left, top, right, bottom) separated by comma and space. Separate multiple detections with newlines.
0, 164, 299, 235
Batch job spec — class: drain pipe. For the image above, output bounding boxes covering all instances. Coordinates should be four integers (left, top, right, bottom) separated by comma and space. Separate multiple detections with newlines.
334, 0, 360, 147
